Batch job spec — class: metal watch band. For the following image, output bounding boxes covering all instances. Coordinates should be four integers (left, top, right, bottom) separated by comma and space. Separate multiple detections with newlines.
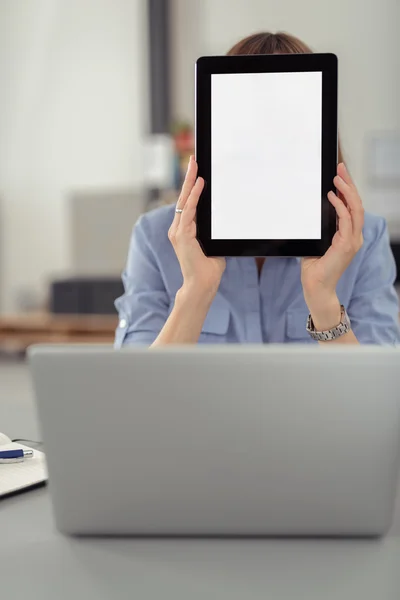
306, 305, 351, 341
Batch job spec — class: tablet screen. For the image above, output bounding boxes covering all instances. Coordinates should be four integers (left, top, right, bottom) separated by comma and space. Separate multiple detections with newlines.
211, 71, 322, 240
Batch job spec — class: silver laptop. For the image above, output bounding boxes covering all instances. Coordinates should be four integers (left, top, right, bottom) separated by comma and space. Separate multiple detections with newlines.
29, 345, 400, 537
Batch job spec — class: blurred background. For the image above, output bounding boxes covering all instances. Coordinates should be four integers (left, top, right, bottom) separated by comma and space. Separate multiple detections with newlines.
0, 0, 399, 354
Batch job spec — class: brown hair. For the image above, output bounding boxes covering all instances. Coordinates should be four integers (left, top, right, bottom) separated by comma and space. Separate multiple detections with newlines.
227, 32, 343, 164
227, 31, 313, 56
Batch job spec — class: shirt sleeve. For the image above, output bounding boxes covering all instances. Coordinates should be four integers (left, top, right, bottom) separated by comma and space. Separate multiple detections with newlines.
348, 217, 400, 345
114, 215, 170, 348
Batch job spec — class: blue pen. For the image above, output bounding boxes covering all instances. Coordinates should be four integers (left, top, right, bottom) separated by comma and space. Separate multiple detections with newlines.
0, 449, 34, 464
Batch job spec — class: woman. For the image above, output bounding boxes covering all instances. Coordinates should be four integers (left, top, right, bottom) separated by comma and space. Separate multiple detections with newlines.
115, 32, 400, 347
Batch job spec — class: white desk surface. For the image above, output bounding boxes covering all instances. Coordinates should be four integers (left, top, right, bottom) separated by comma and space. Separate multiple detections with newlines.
1, 362, 400, 600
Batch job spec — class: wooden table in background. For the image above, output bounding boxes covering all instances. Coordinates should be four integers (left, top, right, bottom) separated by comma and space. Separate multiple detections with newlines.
0, 313, 118, 352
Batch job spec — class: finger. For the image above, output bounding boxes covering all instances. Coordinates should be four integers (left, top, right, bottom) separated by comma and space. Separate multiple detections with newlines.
334, 175, 364, 237
177, 156, 197, 208
334, 174, 352, 199
337, 162, 354, 187
347, 198, 364, 239
171, 156, 197, 229
179, 177, 204, 228
328, 191, 352, 239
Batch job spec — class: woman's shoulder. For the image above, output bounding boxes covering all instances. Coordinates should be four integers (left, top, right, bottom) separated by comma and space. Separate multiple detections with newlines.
136, 203, 175, 234
134, 204, 176, 250
362, 211, 388, 244
348, 211, 392, 277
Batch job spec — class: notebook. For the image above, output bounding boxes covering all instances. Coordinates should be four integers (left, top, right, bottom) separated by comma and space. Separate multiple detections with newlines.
0, 432, 47, 498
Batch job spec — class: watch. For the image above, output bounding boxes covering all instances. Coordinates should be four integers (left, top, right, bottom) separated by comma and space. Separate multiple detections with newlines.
306, 305, 351, 341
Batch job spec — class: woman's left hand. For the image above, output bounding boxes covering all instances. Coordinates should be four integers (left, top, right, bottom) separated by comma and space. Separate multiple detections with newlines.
301, 162, 364, 331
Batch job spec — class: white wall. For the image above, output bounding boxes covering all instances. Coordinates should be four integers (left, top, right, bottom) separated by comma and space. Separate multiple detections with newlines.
172, 0, 400, 210
0, 0, 148, 312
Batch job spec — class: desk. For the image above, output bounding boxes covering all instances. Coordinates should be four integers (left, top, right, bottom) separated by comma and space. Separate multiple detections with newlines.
1, 362, 400, 600
0, 313, 117, 352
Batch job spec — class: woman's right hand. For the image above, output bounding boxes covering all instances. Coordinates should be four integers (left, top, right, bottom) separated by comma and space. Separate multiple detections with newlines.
151, 156, 225, 346
168, 156, 226, 300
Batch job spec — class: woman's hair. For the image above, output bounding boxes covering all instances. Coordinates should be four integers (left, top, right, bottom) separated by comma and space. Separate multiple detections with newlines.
227, 31, 312, 56
227, 32, 343, 164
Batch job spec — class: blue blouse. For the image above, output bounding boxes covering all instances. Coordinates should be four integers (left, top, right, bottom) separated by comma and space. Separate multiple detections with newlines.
115, 204, 400, 347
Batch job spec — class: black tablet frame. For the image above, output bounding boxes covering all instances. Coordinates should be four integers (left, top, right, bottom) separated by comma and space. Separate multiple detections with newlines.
195, 53, 338, 257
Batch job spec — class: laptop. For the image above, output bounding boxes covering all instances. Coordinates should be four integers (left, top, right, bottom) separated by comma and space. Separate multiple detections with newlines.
28, 344, 400, 537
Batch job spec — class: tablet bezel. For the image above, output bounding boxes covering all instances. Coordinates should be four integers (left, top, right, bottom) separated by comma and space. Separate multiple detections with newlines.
195, 53, 338, 257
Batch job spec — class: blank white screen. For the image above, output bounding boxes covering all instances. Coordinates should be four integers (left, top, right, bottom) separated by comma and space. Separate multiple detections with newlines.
211, 72, 322, 240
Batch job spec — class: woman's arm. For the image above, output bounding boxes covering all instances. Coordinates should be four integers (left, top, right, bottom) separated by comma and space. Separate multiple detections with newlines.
310, 298, 359, 345
301, 163, 365, 345
114, 215, 171, 347
115, 157, 225, 348
308, 216, 400, 345
151, 284, 216, 346
115, 227, 216, 347
346, 217, 400, 345
301, 164, 399, 345
151, 157, 225, 346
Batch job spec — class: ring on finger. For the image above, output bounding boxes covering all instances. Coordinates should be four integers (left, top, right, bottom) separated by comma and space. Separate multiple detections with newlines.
175, 207, 183, 214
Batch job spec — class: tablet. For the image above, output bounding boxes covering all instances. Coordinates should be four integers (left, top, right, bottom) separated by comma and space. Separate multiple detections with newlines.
195, 53, 338, 257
